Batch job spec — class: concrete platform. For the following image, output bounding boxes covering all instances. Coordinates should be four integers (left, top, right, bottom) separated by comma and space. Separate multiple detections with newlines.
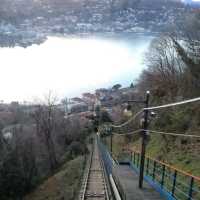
112, 164, 165, 200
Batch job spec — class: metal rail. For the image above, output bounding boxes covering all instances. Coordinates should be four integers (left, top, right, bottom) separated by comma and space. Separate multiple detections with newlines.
99, 142, 110, 200
80, 141, 94, 200
80, 137, 109, 200
128, 150, 200, 200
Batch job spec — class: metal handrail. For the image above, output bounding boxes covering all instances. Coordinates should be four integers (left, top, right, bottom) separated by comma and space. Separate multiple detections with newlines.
130, 150, 200, 200
99, 141, 110, 200
81, 139, 94, 200
131, 150, 200, 182
98, 138, 124, 199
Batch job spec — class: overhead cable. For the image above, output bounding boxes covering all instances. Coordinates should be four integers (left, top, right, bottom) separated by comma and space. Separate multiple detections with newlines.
148, 130, 200, 138
144, 97, 200, 111
113, 129, 142, 136
110, 110, 143, 128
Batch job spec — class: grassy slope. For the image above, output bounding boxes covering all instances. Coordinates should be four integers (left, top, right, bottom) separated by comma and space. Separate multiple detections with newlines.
146, 134, 200, 176
24, 156, 85, 200
110, 134, 200, 177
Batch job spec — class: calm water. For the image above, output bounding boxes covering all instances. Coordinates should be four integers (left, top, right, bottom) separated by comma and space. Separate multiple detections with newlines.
0, 34, 153, 102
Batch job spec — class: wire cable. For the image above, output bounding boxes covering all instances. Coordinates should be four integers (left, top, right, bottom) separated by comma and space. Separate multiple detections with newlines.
113, 129, 142, 136
144, 96, 200, 111
110, 97, 200, 129
110, 110, 143, 128
148, 130, 200, 139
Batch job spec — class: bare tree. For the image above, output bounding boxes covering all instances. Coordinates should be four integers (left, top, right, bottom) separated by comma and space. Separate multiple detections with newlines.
32, 92, 58, 172
169, 13, 200, 95
139, 35, 184, 99
61, 97, 69, 115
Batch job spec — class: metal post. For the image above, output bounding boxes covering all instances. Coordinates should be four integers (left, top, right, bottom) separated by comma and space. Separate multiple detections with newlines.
153, 161, 156, 180
161, 165, 166, 187
133, 152, 136, 165
137, 153, 140, 168
110, 133, 113, 155
146, 158, 150, 175
188, 177, 194, 200
139, 91, 150, 189
172, 170, 177, 197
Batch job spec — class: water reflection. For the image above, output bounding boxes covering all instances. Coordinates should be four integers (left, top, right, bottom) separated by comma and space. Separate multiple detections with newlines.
0, 35, 153, 102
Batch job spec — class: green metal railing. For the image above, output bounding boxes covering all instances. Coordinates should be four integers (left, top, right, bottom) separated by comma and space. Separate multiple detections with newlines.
130, 151, 200, 200
101, 133, 200, 200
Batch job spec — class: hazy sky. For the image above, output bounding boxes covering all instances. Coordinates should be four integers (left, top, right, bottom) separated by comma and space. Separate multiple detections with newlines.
0, 36, 152, 103
182, 0, 200, 1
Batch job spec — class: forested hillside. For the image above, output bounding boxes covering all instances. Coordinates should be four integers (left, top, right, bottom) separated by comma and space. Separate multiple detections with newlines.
134, 11, 200, 175
0, 94, 93, 200
0, 0, 189, 47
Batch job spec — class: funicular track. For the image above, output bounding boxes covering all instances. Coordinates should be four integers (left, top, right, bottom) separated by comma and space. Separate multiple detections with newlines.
80, 137, 109, 200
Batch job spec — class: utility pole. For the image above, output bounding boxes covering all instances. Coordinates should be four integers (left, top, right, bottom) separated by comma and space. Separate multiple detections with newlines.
139, 91, 150, 188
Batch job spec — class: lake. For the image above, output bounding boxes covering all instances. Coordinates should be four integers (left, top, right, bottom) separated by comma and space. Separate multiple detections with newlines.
0, 34, 153, 102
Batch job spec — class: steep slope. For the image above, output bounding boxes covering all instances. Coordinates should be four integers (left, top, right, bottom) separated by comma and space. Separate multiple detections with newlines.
24, 156, 85, 200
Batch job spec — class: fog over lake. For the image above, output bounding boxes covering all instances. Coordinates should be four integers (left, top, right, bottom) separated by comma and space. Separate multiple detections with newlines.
0, 35, 153, 102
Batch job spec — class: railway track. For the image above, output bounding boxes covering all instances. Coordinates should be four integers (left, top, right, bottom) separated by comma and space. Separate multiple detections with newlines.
80, 138, 109, 200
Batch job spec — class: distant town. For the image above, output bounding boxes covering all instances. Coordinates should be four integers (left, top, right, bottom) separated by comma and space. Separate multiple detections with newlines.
0, 83, 134, 140
0, 0, 197, 47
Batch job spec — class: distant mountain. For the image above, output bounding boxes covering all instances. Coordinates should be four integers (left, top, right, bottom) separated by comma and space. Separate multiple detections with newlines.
0, 0, 193, 47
